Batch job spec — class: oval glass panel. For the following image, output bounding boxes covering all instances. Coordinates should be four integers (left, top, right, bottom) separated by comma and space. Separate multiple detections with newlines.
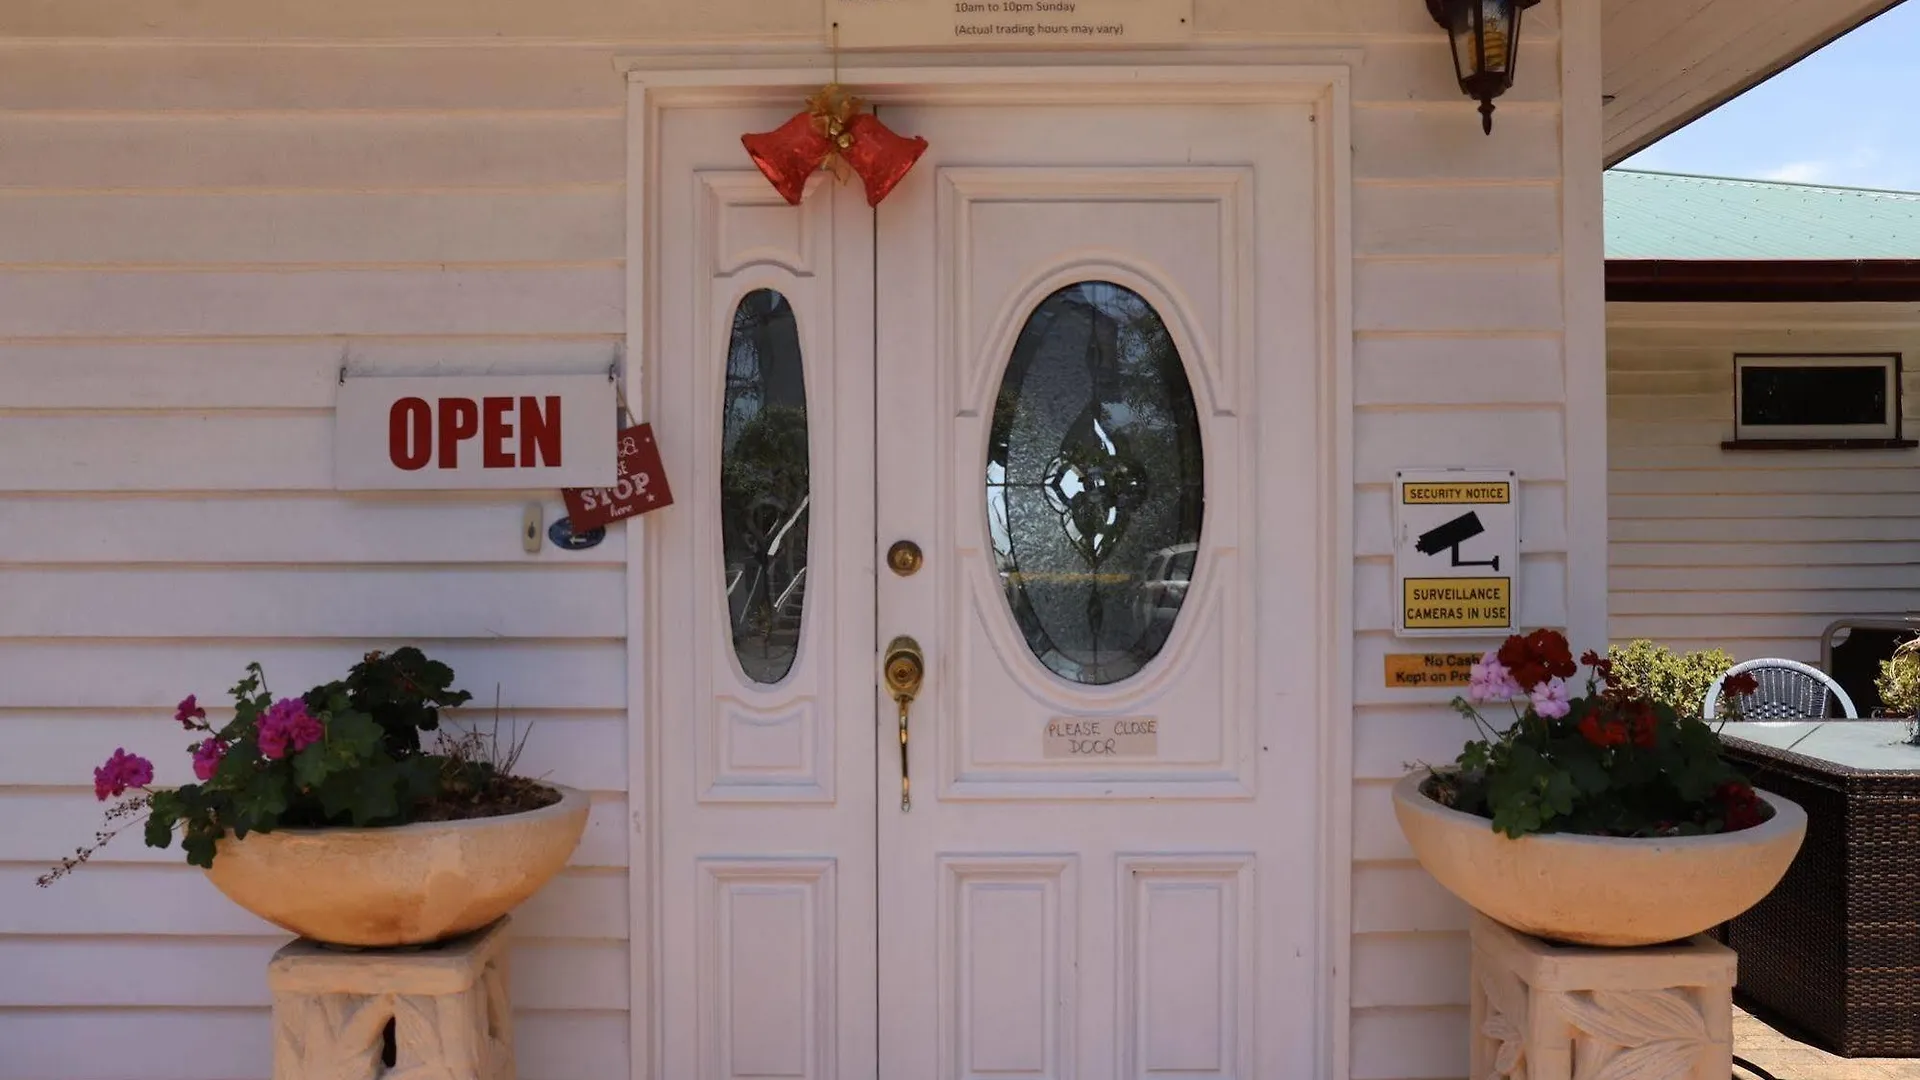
986, 281, 1205, 686
721, 288, 810, 685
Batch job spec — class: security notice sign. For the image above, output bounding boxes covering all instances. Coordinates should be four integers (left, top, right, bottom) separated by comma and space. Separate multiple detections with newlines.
1393, 469, 1518, 637
827, 0, 1193, 48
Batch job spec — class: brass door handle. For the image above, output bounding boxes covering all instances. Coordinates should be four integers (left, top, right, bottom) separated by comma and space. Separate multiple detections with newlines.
883, 636, 924, 811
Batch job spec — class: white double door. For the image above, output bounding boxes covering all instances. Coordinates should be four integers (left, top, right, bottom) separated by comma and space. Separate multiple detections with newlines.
652, 88, 1324, 1079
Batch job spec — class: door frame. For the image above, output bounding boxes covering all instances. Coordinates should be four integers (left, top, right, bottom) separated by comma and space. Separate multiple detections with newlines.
621, 56, 1357, 1080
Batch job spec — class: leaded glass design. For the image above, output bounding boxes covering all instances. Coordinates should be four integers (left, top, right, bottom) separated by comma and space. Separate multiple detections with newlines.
722, 289, 810, 685
985, 281, 1205, 686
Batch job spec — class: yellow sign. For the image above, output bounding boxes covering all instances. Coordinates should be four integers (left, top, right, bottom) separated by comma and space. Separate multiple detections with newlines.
1402, 481, 1511, 505
1402, 577, 1511, 630
1385, 653, 1481, 689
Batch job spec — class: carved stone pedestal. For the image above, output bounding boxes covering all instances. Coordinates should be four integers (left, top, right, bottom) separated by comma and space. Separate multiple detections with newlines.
268, 917, 514, 1080
1470, 913, 1736, 1080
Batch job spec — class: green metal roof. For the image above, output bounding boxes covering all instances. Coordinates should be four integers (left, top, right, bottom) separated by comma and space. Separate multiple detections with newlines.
1605, 170, 1920, 260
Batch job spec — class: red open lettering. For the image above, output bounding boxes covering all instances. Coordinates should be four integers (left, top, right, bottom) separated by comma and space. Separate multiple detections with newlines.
520, 396, 562, 467
482, 397, 515, 468
388, 398, 432, 471
437, 398, 480, 469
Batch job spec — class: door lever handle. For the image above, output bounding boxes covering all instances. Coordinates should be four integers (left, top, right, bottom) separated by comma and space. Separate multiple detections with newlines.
883, 636, 925, 811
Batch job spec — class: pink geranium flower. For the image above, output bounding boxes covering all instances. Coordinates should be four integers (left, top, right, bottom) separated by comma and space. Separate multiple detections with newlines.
1529, 677, 1572, 720
93, 748, 154, 801
174, 695, 207, 729
191, 739, 228, 782
256, 698, 323, 760
1468, 652, 1524, 703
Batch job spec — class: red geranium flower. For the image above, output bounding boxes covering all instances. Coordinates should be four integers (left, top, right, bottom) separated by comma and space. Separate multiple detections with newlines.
1723, 672, 1760, 699
1498, 629, 1578, 690
1715, 780, 1766, 831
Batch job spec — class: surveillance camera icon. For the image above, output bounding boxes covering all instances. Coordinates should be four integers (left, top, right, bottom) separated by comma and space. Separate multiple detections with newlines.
1415, 512, 1500, 571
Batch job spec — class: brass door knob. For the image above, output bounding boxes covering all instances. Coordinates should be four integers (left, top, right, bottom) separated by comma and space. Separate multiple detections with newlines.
887, 540, 923, 577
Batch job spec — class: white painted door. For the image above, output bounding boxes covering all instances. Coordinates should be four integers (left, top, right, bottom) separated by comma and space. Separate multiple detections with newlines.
872, 100, 1325, 1079
651, 90, 1324, 1080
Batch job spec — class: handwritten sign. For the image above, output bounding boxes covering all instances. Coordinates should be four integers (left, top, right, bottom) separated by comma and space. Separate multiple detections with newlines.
828, 0, 1193, 48
1385, 653, 1481, 689
1043, 717, 1158, 758
562, 424, 674, 531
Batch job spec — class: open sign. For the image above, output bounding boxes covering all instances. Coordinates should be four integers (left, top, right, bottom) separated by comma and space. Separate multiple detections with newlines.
335, 375, 617, 490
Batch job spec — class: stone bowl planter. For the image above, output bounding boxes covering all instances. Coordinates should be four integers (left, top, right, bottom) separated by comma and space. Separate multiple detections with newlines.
1392, 771, 1807, 947
204, 784, 589, 947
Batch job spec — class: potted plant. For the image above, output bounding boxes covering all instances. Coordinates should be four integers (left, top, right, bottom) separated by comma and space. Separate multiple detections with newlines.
1394, 630, 1808, 946
42, 648, 588, 948
1876, 637, 1920, 741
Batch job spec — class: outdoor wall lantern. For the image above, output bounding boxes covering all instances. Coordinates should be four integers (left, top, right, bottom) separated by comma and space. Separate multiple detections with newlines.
1428, 0, 1540, 134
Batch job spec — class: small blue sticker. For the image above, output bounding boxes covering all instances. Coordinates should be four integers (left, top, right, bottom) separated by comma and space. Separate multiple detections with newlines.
548, 517, 606, 551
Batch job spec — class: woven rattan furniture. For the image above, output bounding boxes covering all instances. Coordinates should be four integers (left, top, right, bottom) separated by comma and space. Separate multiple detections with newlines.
1714, 721, 1920, 1058
1704, 658, 1859, 721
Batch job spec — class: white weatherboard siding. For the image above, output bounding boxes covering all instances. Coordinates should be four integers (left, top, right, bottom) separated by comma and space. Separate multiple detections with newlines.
1609, 302, 1920, 665
0, 2, 1600, 1078
0, 37, 631, 1080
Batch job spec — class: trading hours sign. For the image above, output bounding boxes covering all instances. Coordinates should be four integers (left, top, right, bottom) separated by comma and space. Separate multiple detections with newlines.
1393, 469, 1518, 638
827, 0, 1193, 48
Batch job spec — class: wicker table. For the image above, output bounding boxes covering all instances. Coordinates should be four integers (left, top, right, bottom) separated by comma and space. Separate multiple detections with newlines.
1715, 721, 1920, 1058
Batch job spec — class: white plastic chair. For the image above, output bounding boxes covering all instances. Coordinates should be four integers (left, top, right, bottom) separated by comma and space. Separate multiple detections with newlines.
1703, 657, 1859, 721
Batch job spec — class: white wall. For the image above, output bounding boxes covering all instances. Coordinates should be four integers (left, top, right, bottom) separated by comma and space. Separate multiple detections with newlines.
1609, 302, 1920, 665
0, 3, 1600, 1078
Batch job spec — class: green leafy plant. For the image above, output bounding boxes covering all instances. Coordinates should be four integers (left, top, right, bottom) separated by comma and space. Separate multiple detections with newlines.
1876, 637, 1920, 718
1604, 639, 1734, 719
1423, 630, 1767, 839
41, 648, 552, 882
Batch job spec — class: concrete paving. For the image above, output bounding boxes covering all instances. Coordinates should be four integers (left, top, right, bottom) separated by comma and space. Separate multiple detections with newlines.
1736, 1008, 1920, 1079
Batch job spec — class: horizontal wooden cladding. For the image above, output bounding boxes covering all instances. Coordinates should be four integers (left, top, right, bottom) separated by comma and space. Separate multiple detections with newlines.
0, 190, 623, 265
1355, 554, 1567, 632
1354, 107, 1562, 182
1351, 1005, 1470, 1080
1356, 336, 1565, 407
1612, 443, 1920, 470
1613, 464, 1920, 497
1354, 862, 1468, 935
1353, 705, 1479, 781
1356, 260, 1563, 333
1612, 614, 1893, 644
0, 268, 622, 338
3, 789, 632, 867
0, 340, 618, 410
1615, 563, 1920, 594
1351, 38, 1561, 106
1355, 183, 1562, 258
0, 640, 625, 709
1355, 481, 1567, 556
1355, 408, 1567, 483
1612, 516, 1920, 544
2, 711, 628, 790
0, 0, 819, 39
0, 115, 622, 190
0, 1006, 628, 1080
0, 567, 626, 638
1613, 491, 1920, 521
1354, 779, 1411, 862
0, 496, 623, 564
1614, 541, 1920, 569
1613, 589, 1920, 618
0, 45, 627, 111
1352, 932, 1469, 1008
0, 863, 625, 936
0, 0, 1558, 38
0, 937, 628, 1009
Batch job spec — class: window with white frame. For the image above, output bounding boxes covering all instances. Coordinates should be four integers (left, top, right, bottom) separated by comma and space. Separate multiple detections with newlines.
1733, 354, 1902, 443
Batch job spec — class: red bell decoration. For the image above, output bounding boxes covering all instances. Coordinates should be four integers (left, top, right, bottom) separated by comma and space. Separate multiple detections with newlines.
741, 112, 832, 206
840, 113, 928, 207
740, 83, 928, 207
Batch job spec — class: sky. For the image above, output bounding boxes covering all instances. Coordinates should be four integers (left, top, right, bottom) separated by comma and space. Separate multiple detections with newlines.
1619, 2, 1920, 191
